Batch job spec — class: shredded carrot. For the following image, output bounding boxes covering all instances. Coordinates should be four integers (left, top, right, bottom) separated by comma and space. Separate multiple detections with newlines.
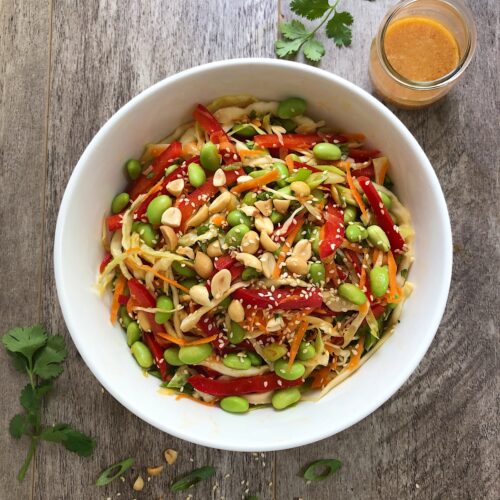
359, 266, 367, 290
239, 149, 267, 162
372, 248, 380, 265
348, 337, 365, 370
311, 361, 335, 389
110, 274, 126, 324
376, 158, 389, 185
288, 320, 308, 368
272, 218, 305, 278
126, 296, 136, 315
125, 259, 190, 293
174, 393, 216, 406
156, 331, 218, 346
230, 168, 280, 194
285, 154, 295, 173
345, 162, 368, 217
343, 132, 365, 142
386, 250, 403, 303
212, 215, 226, 226
279, 147, 289, 160
359, 300, 370, 315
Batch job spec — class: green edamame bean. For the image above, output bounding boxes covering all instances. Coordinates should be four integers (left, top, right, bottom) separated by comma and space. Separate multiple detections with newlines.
119, 306, 133, 329
241, 268, 259, 280
126, 322, 141, 347
274, 162, 290, 188
227, 210, 252, 227
272, 387, 301, 410
131, 341, 154, 369
247, 352, 264, 366
172, 260, 196, 278
310, 226, 320, 255
370, 266, 389, 298
163, 347, 184, 366
242, 192, 257, 206
223, 353, 252, 370
136, 222, 159, 247
232, 124, 255, 138
229, 321, 246, 345
286, 168, 311, 183
338, 283, 367, 305
343, 206, 358, 223
188, 163, 206, 188
297, 341, 316, 361
367, 225, 390, 252
274, 358, 305, 381
306, 172, 328, 190
225, 224, 251, 247
111, 192, 130, 214
270, 211, 284, 225
200, 142, 221, 172
262, 343, 287, 362
146, 195, 172, 225
313, 142, 342, 161
178, 343, 213, 365
346, 223, 368, 243
277, 97, 307, 119
125, 159, 141, 180
309, 262, 326, 285
155, 295, 174, 324
275, 118, 296, 132
220, 396, 249, 413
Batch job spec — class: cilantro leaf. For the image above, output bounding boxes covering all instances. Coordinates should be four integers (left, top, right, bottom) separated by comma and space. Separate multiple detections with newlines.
303, 38, 325, 62
40, 424, 96, 457
33, 335, 67, 379
7, 351, 29, 372
9, 414, 28, 439
326, 11, 353, 47
2, 326, 47, 362
280, 20, 309, 40
20, 384, 39, 413
290, 0, 331, 20
275, 38, 304, 58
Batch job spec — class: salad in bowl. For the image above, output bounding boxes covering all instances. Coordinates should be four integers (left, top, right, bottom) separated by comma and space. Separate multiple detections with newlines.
97, 95, 414, 414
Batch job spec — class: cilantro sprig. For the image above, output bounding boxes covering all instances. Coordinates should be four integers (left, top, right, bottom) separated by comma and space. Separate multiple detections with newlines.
3, 325, 96, 481
276, 0, 372, 62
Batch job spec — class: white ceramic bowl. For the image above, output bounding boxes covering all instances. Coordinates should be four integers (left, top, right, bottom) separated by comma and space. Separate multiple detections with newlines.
55, 59, 452, 452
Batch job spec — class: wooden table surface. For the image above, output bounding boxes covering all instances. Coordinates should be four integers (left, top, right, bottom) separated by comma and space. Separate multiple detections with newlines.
1, 1, 498, 499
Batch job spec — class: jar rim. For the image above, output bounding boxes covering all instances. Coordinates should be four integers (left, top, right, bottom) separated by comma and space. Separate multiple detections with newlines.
376, 0, 477, 90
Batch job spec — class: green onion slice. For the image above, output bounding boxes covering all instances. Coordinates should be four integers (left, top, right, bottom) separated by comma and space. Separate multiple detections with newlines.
95, 457, 134, 486
170, 466, 216, 492
303, 459, 342, 481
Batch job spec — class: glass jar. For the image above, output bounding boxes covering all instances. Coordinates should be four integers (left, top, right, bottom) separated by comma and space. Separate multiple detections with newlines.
369, 0, 477, 108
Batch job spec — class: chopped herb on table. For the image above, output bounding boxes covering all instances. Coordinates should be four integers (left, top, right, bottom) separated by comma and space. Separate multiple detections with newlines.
303, 458, 342, 481
276, 0, 375, 62
2, 325, 96, 481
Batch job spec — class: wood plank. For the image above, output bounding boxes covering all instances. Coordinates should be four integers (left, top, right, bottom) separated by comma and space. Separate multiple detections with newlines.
276, 1, 499, 499
36, 1, 277, 499
0, 0, 51, 497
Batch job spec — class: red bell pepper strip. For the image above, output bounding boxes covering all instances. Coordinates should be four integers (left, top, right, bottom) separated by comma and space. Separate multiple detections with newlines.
177, 169, 242, 230
350, 164, 375, 178
143, 332, 168, 381
99, 252, 112, 273
254, 134, 324, 150
188, 373, 303, 396
318, 205, 344, 260
118, 294, 129, 305
348, 149, 380, 161
213, 255, 236, 271
127, 279, 165, 336
128, 141, 183, 200
106, 214, 123, 232
358, 176, 405, 253
293, 161, 321, 173
371, 303, 385, 318
232, 287, 322, 310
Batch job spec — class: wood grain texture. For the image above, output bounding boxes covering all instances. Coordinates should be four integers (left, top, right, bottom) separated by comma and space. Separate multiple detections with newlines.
36, 1, 277, 500
0, 0, 498, 499
276, 1, 500, 499
0, 0, 51, 497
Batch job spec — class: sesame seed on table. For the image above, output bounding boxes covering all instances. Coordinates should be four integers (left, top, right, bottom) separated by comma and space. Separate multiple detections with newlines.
0, 1, 498, 500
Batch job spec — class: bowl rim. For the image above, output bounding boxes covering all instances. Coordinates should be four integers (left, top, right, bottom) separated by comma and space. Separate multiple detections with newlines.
54, 58, 452, 451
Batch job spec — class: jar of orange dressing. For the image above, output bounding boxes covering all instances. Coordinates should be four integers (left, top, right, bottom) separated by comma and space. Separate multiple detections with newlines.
369, 0, 477, 108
